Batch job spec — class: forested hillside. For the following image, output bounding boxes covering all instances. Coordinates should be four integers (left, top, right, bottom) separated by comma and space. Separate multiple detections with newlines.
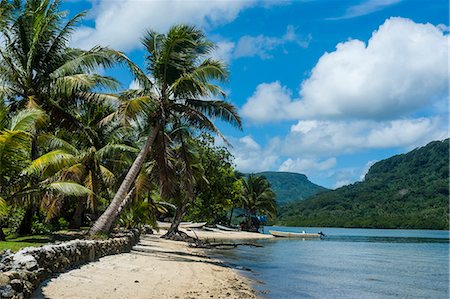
277, 139, 449, 229
252, 172, 327, 205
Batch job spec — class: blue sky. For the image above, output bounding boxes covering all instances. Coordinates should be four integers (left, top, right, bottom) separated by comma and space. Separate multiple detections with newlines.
63, 0, 449, 188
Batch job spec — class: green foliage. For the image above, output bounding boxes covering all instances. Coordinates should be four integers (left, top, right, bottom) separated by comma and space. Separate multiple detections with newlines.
249, 171, 327, 205
185, 134, 241, 224
277, 139, 450, 230
241, 174, 277, 219
31, 216, 52, 235
119, 201, 156, 229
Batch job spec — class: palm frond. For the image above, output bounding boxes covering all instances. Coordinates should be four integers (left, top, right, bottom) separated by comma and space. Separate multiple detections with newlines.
46, 181, 92, 196
9, 108, 47, 131
23, 149, 76, 175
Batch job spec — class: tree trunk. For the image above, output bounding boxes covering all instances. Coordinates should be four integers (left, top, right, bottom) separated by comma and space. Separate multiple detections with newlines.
0, 224, 5, 241
89, 126, 159, 235
162, 204, 186, 238
18, 206, 33, 235
115, 187, 136, 220
70, 197, 85, 229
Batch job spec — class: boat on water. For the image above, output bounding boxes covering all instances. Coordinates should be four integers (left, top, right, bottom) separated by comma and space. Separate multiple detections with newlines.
269, 230, 325, 238
216, 224, 239, 231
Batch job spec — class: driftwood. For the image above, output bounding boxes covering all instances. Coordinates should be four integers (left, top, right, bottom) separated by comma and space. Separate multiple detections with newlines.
189, 242, 264, 250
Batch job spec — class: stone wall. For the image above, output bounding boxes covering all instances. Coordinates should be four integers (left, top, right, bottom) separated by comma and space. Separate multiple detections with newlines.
0, 229, 140, 298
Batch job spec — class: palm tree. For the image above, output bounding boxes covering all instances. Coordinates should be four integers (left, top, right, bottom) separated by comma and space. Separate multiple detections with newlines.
89, 24, 242, 235
24, 101, 138, 228
0, 0, 124, 233
0, 0, 119, 128
0, 101, 91, 237
240, 174, 277, 231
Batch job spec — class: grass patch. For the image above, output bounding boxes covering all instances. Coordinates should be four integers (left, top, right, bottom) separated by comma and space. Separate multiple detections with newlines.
0, 241, 47, 252
0, 229, 87, 252
0, 234, 51, 252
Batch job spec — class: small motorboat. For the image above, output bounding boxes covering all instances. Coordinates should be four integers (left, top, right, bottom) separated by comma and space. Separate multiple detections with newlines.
269, 230, 325, 238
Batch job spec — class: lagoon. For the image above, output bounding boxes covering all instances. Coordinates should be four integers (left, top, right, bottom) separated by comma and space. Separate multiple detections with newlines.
213, 227, 449, 298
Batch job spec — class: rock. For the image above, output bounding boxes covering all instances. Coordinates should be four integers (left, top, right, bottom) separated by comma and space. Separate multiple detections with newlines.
0, 273, 11, 287
12, 254, 38, 271
0, 285, 14, 298
10, 279, 23, 292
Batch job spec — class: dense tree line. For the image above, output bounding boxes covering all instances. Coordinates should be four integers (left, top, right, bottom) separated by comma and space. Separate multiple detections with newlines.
277, 139, 449, 230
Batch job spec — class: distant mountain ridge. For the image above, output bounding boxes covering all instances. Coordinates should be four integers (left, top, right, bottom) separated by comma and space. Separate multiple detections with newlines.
249, 171, 327, 205
276, 139, 449, 230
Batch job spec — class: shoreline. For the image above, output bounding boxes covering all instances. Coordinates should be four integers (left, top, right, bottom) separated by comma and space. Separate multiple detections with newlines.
35, 230, 271, 299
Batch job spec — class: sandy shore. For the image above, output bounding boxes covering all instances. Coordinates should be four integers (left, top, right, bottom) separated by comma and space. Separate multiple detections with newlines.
34, 231, 270, 299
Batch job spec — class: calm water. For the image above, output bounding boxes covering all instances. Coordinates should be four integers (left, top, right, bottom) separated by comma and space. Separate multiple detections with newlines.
211, 227, 449, 299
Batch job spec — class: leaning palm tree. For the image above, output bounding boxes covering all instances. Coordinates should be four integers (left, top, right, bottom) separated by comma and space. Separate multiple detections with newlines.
89, 25, 242, 235
240, 174, 277, 231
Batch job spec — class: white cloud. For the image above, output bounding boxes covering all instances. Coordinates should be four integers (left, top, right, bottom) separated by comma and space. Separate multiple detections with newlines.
234, 25, 310, 59
241, 18, 449, 123
72, 0, 259, 51
279, 157, 337, 174
284, 117, 448, 156
241, 81, 298, 122
330, 0, 403, 20
227, 136, 279, 173
360, 160, 377, 180
211, 40, 236, 64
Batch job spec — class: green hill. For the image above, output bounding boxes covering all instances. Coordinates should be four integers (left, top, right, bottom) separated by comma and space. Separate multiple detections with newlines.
251, 171, 327, 205
276, 139, 449, 230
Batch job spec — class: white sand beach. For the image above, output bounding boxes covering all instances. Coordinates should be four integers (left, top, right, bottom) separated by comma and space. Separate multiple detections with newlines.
36, 230, 271, 299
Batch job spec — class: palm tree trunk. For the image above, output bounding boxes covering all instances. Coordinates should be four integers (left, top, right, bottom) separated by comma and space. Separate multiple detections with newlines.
115, 187, 136, 220
70, 197, 85, 229
18, 205, 33, 235
163, 204, 186, 238
0, 223, 5, 241
89, 126, 159, 235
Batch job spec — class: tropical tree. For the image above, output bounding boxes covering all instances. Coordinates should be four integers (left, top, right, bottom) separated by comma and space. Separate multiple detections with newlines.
89, 24, 242, 235
0, 101, 92, 237
0, 0, 125, 233
23, 101, 138, 228
239, 174, 277, 231
0, 0, 119, 127
186, 134, 243, 225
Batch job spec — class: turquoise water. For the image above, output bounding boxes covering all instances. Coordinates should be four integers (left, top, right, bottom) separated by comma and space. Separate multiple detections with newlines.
212, 227, 449, 298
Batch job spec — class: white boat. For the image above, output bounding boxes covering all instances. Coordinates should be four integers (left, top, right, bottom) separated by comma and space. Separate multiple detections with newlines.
185, 222, 207, 228
269, 230, 323, 238
216, 224, 239, 231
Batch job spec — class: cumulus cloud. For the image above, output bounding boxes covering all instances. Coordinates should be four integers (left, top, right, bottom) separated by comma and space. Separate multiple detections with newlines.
241, 81, 298, 122
72, 0, 259, 51
241, 17, 449, 122
283, 117, 448, 156
226, 136, 279, 173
